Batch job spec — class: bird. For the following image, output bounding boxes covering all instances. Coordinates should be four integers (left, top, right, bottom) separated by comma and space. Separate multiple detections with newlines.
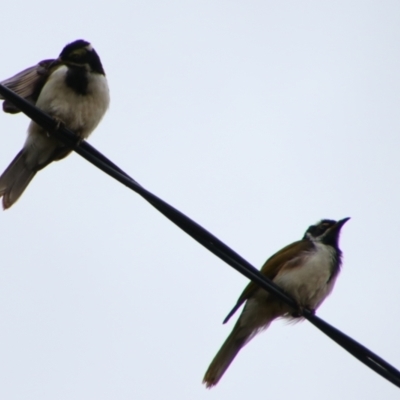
203, 217, 349, 388
0, 39, 110, 209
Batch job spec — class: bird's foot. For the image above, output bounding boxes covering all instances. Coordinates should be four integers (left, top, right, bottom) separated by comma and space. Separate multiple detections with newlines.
291, 305, 315, 318
47, 116, 65, 137
46, 118, 82, 147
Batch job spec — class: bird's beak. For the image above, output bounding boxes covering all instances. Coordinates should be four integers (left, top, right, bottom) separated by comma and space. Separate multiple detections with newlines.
322, 217, 350, 246
329, 217, 350, 234
336, 217, 350, 228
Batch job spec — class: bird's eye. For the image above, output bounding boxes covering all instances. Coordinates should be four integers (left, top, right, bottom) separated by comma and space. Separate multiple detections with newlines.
69, 49, 86, 60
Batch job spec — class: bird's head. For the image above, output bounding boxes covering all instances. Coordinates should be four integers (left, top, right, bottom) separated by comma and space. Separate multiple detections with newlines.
59, 39, 105, 75
303, 217, 350, 248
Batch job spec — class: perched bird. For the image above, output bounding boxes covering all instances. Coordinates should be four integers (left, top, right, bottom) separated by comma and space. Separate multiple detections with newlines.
203, 218, 349, 388
0, 39, 110, 209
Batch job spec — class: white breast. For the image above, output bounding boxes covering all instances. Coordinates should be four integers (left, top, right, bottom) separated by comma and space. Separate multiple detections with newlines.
274, 243, 338, 310
31, 65, 110, 139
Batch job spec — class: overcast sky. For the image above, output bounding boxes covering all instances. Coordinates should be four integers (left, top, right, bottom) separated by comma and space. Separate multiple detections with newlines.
0, 1, 399, 399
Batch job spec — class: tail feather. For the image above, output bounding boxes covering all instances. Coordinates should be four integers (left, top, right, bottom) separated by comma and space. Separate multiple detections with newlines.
0, 150, 36, 209
203, 295, 284, 388
203, 324, 250, 388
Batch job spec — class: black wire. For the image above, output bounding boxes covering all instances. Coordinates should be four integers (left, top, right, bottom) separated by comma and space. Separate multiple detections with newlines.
0, 83, 399, 388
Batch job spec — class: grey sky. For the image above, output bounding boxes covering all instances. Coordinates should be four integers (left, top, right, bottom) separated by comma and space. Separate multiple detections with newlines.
0, 1, 399, 399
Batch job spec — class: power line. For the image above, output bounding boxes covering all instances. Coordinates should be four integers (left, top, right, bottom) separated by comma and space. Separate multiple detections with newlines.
0, 83, 398, 388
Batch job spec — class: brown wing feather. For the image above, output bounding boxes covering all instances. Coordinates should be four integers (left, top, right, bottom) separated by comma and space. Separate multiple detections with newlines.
223, 240, 314, 323
0, 59, 59, 113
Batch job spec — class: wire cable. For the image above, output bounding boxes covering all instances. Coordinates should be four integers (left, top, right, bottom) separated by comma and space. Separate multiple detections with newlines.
0, 83, 399, 388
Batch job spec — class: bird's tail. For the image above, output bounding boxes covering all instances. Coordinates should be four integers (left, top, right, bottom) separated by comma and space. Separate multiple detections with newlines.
203, 296, 283, 388
0, 150, 36, 209
203, 325, 246, 388
203, 322, 257, 388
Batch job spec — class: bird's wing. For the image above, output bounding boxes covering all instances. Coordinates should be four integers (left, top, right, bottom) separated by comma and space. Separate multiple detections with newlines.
223, 240, 313, 324
0, 59, 59, 113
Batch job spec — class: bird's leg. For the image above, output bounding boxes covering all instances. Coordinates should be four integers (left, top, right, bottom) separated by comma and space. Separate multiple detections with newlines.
291, 304, 315, 318
46, 116, 65, 137
46, 117, 83, 147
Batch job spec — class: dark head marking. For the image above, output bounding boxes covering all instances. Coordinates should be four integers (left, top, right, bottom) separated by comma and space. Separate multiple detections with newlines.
303, 218, 350, 248
59, 39, 105, 75
59, 40, 91, 58
304, 219, 337, 240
